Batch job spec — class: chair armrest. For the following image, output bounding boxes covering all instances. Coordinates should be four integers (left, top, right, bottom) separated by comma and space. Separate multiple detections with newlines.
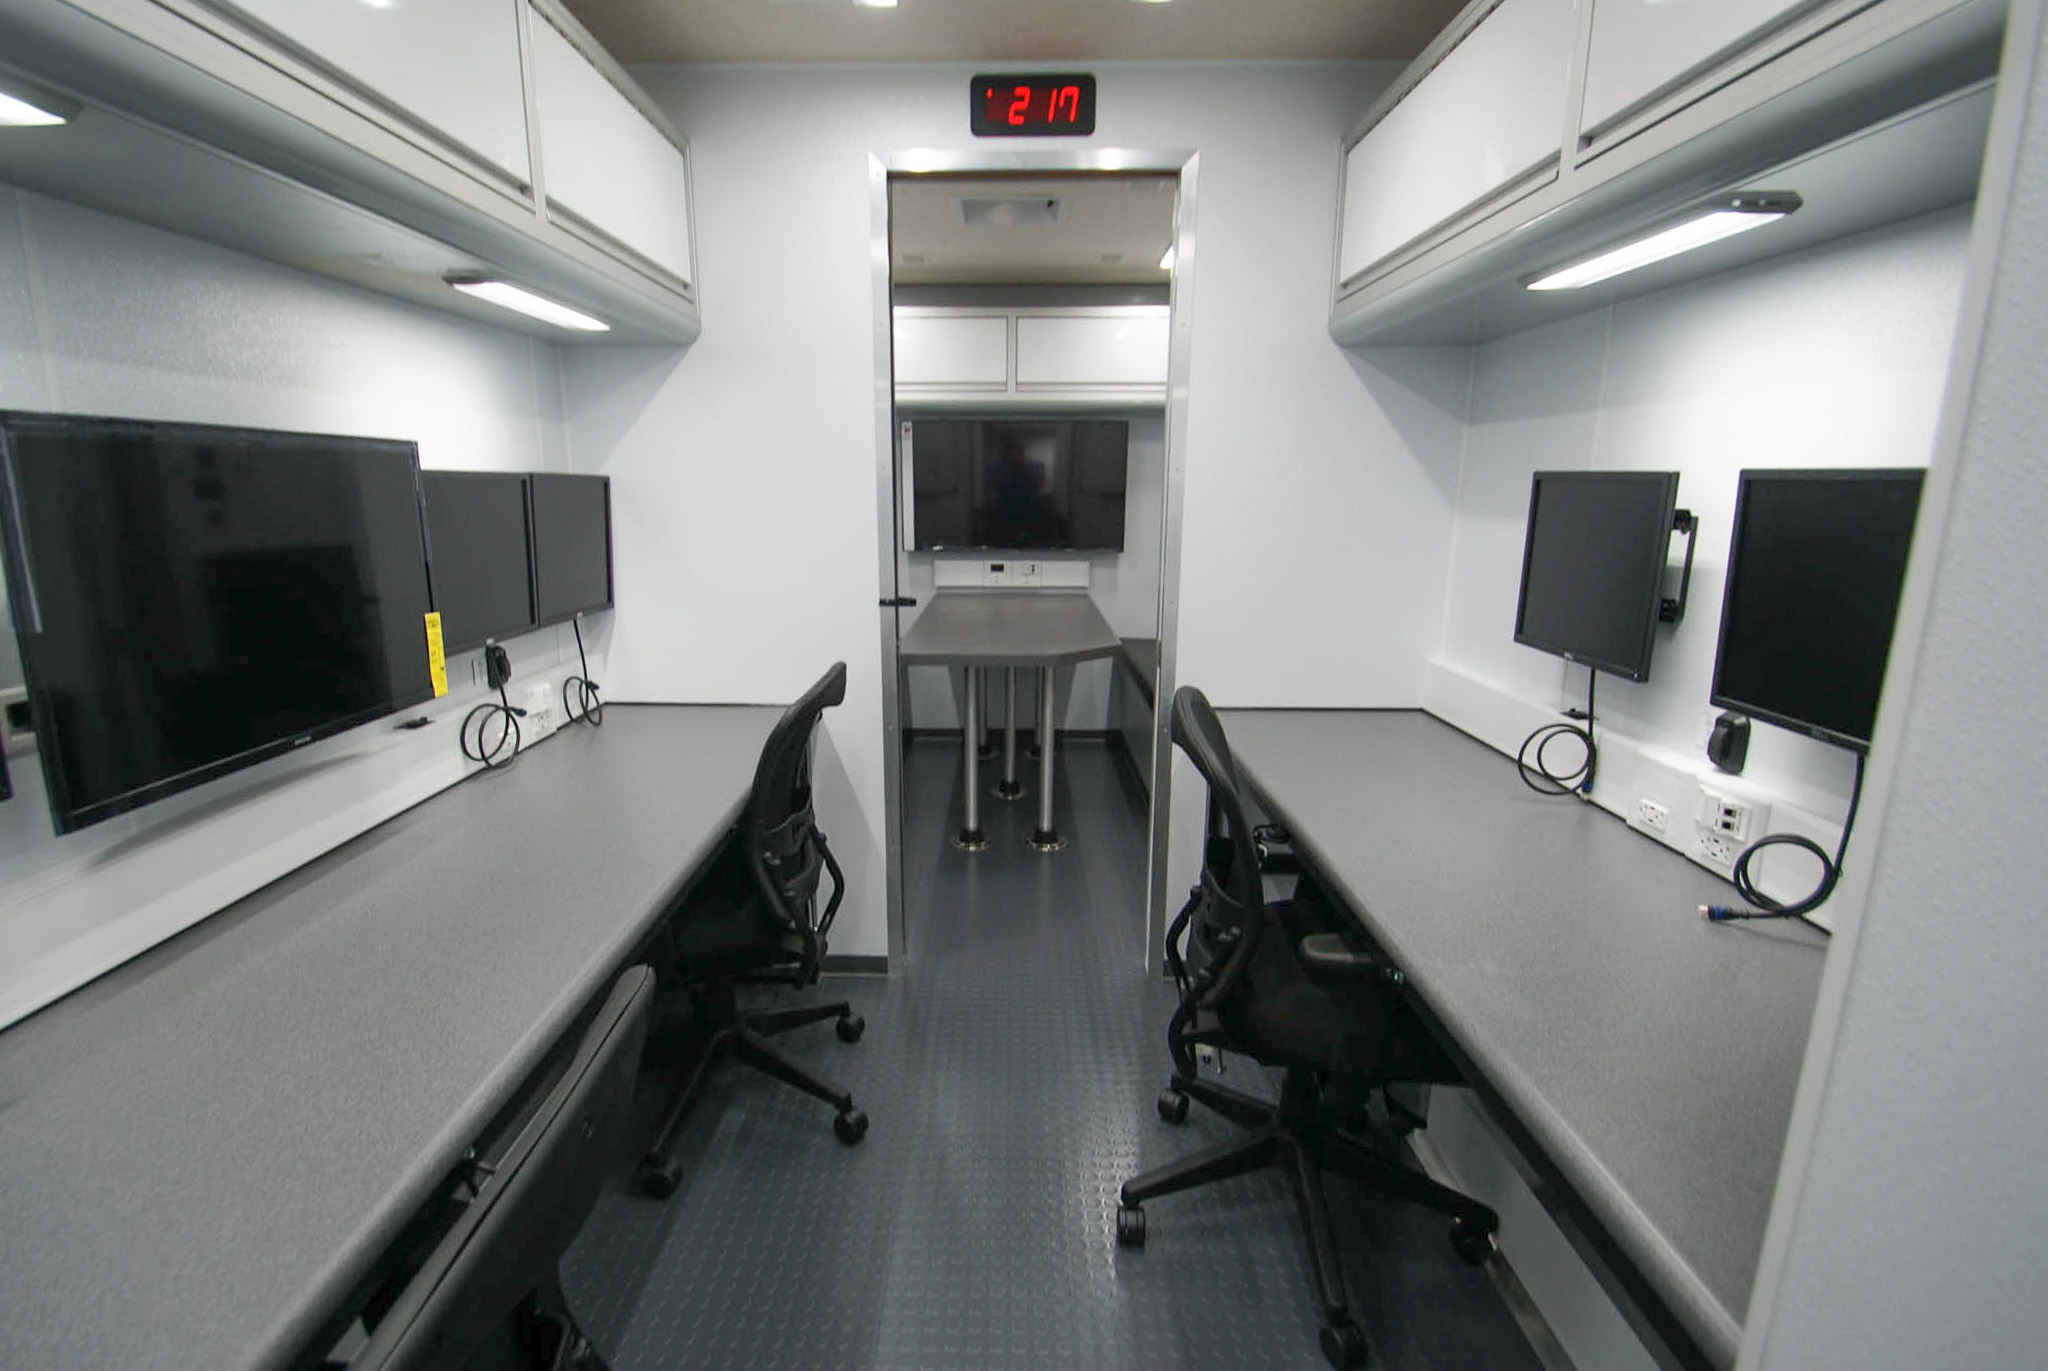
1296, 930, 1380, 993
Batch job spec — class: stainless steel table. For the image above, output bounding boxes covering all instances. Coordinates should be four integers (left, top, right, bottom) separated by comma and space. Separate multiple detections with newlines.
0, 705, 778, 1371
1220, 708, 1828, 1371
897, 590, 1121, 851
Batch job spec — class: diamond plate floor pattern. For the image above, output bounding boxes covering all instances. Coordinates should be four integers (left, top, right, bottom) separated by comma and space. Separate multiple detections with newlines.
563, 740, 1546, 1371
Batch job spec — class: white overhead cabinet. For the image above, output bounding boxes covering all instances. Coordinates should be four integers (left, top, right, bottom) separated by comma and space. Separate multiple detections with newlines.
1336, 0, 1578, 290
1580, 0, 1827, 142
530, 5, 695, 288
199, 0, 532, 186
894, 307, 1170, 409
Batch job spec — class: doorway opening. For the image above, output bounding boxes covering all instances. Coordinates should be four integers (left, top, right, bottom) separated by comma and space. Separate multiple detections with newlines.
869, 155, 1197, 970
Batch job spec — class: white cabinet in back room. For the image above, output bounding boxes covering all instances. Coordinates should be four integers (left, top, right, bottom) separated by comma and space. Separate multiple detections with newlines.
1580, 0, 1827, 141
530, 4, 695, 288
1015, 312, 1170, 389
1336, 0, 1578, 291
894, 315, 1011, 390
199, 0, 531, 185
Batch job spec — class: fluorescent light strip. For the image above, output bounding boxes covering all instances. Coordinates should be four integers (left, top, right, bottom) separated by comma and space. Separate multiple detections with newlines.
1526, 197, 1800, 292
448, 278, 610, 333
1159, 244, 1176, 271
0, 91, 72, 127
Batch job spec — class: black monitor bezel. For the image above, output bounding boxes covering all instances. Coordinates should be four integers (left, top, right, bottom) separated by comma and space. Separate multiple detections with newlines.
908, 416, 1131, 554
527, 473, 614, 628
1708, 466, 1924, 754
1512, 470, 1680, 684
0, 411, 436, 835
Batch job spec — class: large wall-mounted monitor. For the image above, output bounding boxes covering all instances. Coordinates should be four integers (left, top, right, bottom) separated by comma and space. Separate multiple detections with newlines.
0, 412, 436, 834
421, 471, 536, 654
529, 474, 613, 626
1514, 470, 1681, 682
906, 418, 1128, 553
1711, 468, 1924, 752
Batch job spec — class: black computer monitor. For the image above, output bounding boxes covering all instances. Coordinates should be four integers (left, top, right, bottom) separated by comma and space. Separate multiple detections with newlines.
908, 418, 1128, 552
421, 472, 536, 654
348, 965, 653, 1371
529, 474, 613, 626
0, 412, 435, 834
1513, 471, 1681, 682
1710, 468, 1924, 752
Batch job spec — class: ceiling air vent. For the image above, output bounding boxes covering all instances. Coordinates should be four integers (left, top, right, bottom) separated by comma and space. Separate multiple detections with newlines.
956, 196, 1067, 229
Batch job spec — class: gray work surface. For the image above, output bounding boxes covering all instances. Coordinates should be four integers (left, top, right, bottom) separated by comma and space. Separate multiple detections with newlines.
1219, 710, 1828, 1371
0, 704, 780, 1371
897, 590, 1122, 667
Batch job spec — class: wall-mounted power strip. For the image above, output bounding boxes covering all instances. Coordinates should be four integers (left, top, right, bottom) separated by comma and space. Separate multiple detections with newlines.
933, 558, 1090, 590
0, 686, 33, 756
521, 681, 561, 744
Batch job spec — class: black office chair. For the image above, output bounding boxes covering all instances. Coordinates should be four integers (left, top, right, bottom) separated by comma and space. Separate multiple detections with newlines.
637, 661, 868, 1197
1116, 687, 1500, 1370
346, 964, 654, 1371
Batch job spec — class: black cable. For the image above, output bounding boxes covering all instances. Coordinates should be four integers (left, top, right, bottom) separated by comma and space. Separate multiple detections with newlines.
1518, 670, 1597, 798
1702, 751, 1867, 937
460, 683, 524, 768
562, 615, 603, 727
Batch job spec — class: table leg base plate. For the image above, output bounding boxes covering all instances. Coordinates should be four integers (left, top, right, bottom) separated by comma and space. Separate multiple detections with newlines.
993, 782, 1026, 801
1027, 829, 1065, 852
952, 829, 990, 852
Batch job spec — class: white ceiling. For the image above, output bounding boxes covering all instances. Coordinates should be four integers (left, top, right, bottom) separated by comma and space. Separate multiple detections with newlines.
891, 175, 1177, 285
561, 0, 1467, 64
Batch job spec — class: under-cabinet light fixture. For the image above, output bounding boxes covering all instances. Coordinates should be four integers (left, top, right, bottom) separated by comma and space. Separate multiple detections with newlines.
1159, 244, 1176, 271
1525, 194, 1802, 292
0, 82, 80, 128
445, 276, 611, 333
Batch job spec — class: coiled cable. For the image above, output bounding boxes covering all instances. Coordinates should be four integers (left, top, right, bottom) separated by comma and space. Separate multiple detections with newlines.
1518, 671, 1597, 798
1703, 752, 1866, 937
562, 615, 603, 727
461, 683, 523, 768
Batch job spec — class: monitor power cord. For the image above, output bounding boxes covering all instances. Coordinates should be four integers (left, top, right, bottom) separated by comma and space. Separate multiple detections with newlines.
1518, 670, 1597, 798
563, 615, 604, 727
461, 683, 524, 768
1702, 751, 1867, 938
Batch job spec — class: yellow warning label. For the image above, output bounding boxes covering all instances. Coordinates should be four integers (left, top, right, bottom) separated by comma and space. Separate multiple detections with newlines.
424, 612, 448, 698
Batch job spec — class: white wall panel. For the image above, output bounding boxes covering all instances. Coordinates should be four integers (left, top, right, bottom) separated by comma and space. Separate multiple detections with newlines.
1338, 0, 1575, 284
205, 0, 531, 182
893, 314, 1008, 387
531, 11, 694, 285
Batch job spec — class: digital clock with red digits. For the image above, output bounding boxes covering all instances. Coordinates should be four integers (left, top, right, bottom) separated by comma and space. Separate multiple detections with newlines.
969, 74, 1097, 137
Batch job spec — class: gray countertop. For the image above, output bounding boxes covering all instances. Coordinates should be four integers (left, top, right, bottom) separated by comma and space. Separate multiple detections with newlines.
0, 704, 779, 1371
1219, 709, 1827, 1371
897, 590, 1122, 667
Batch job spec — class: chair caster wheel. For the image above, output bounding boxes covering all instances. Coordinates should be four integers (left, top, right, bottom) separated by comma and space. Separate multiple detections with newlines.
1156, 1088, 1190, 1124
1115, 1204, 1146, 1248
836, 1013, 865, 1044
637, 1155, 683, 1200
1450, 1216, 1498, 1267
1319, 1319, 1370, 1369
834, 1108, 869, 1145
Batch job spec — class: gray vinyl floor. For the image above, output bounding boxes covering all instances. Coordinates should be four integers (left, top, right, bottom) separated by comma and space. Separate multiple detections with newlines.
563, 738, 1548, 1371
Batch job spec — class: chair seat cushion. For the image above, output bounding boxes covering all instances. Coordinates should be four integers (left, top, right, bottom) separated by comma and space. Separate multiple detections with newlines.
670, 890, 804, 976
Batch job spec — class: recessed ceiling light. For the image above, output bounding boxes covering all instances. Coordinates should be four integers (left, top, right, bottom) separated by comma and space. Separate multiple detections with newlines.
0, 83, 80, 127
1158, 245, 1176, 271
853, 0, 898, 8
1525, 194, 1802, 292
446, 276, 610, 332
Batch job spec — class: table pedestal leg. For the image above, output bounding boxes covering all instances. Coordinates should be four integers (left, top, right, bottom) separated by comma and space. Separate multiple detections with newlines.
996, 667, 1025, 801
953, 666, 988, 851
1029, 666, 1064, 851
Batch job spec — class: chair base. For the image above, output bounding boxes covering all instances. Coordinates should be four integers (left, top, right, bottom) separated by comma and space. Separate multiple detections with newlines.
637, 992, 866, 1198
1118, 1070, 1497, 1369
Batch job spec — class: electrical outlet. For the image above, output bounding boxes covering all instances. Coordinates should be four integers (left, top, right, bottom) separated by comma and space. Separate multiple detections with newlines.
984, 561, 1012, 587
521, 682, 559, 742
1635, 798, 1670, 836
1697, 787, 1768, 843
1011, 560, 1041, 587
1696, 830, 1742, 869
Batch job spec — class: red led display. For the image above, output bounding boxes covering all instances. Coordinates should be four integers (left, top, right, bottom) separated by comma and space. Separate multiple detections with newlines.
969, 74, 1096, 137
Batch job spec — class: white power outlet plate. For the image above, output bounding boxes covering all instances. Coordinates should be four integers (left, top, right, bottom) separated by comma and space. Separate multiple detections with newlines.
1696, 830, 1741, 869
1699, 786, 1769, 843
0, 685, 33, 756
1635, 798, 1670, 835
521, 682, 560, 742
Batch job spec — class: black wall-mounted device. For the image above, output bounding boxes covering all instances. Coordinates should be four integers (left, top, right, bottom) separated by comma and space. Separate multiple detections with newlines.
1707, 712, 1751, 774
483, 641, 512, 691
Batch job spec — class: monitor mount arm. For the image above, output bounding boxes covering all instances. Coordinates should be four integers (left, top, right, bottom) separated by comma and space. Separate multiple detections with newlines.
1659, 509, 1698, 624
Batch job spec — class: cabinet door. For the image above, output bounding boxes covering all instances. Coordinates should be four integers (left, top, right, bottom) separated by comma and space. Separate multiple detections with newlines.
894, 315, 1010, 388
1014, 312, 1170, 388
1337, 0, 1576, 288
1581, 0, 1828, 138
530, 9, 695, 287
201, 0, 530, 184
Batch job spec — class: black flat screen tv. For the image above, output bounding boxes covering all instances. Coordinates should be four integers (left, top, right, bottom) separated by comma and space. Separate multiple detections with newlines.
908, 419, 1128, 552
529, 474, 613, 626
1710, 468, 1924, 752
1514, 470, 1681, 682
422, 471, 536, 653
0, 412, 436, 834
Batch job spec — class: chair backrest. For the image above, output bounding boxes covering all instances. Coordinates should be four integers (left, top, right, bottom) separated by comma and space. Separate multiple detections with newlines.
745, 662, 848, 969
1170, 686, 1267, 1006
352, 964, 654, 1371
